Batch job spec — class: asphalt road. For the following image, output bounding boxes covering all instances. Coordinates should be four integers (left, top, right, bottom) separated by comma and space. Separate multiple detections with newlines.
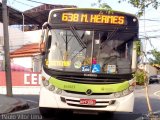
1, 84, 160, 120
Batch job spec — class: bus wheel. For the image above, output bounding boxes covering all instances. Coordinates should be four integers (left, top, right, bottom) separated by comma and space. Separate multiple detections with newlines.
39, 107, 57, 118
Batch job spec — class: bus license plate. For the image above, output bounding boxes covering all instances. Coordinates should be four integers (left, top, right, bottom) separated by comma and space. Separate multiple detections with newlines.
80, 99, 96, 105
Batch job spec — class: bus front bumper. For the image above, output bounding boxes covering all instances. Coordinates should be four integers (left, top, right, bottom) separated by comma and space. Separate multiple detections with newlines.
39, 87, 134, 112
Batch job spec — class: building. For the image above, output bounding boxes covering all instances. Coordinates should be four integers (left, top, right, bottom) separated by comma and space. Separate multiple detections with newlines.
138, 63, 160, 77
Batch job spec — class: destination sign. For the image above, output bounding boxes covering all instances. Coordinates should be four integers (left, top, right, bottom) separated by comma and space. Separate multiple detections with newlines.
45, 60, 71, 67
61, 13, 125, 25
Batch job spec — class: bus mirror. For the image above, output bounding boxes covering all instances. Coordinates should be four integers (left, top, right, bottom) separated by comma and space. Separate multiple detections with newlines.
39, 40, 45, 55
42, 22, 49, 29
39, 22, 49, 55
39, 27, 45, 55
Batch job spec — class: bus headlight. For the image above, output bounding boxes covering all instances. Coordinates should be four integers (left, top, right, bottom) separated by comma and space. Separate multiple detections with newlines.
114, 85, 135, 98
42, 76, 49, 86
129, 86, 134, 92
122, 89, 129, 96
56, 88, 62, 94
42, 80, 49, 86
114, 92, 122, 98
48, 85, 55, 91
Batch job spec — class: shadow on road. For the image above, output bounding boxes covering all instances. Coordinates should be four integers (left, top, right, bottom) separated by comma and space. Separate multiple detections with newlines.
42, 112, 142, 120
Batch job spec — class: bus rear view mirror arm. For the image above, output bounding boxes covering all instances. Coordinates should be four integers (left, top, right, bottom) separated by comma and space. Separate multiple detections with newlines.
39, 22, 49, 55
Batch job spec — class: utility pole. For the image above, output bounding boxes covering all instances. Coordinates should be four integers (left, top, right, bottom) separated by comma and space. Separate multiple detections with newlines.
2, 0, 13, 96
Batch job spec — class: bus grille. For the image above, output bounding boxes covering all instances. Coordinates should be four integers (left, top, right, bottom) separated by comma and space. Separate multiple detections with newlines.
64, 90, 112, 95
60, 97, 116, 108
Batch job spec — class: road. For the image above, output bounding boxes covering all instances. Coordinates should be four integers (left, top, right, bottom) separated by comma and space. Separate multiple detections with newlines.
0, 84, 160, 120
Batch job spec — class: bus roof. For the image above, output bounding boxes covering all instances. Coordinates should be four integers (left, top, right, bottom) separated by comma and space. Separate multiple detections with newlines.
47, 7, 138, 34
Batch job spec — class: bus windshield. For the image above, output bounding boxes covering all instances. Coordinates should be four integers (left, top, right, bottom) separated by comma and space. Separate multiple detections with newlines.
44, 28, 133, 74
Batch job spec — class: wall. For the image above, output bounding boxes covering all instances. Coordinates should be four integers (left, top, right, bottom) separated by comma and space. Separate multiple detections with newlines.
0, 23, 24, 51
0, 23, 41, 52
12, 56, 42, 72
9, 27, 25, 51
0, 71, 41, 94
24, 30, 41, 43
145, 64, 159, 77
32, 55, 42, 72
12, 57, 32, 69
0, 23, 42, 71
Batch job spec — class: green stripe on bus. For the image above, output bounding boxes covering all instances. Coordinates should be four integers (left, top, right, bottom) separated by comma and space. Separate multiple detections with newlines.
49, 77, 129, 93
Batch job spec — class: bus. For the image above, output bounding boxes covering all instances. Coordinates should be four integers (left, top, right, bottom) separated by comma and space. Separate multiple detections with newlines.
39, 8, 138, 116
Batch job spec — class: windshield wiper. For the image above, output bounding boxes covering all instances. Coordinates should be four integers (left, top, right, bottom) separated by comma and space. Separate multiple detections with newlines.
100, 28, 119, 50
70, 26, 86, 48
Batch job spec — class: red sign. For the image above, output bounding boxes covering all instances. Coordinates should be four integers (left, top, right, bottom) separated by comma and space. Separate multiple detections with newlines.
0, 72, 41, 86
80, 99, 96, 105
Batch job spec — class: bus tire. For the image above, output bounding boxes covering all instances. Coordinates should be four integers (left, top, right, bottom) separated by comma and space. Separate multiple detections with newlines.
39, 107, 57, 118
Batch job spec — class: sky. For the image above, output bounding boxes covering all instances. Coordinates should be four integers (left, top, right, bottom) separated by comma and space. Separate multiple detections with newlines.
5, 0, 160, 59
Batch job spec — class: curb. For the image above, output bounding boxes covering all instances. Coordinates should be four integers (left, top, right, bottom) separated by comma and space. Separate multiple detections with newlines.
9, 100, 29, 113
0, 98, 29, 115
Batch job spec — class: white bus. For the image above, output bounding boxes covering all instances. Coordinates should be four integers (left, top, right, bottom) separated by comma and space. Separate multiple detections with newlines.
39, 8, 138, 117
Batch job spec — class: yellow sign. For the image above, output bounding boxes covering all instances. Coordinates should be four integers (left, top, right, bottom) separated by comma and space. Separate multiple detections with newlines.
62, 13, 125, 25
46, 60, 71, 67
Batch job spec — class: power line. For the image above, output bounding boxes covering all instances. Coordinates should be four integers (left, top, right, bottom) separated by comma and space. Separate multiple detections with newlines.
14, 0, 35, 8
25, 0, 48, 5
140, 35, 160, 39
140, 24, 160, 28
140, 29, 160, 33
139, 19, 160, 22
145, 36, 156, 50
142, 51, 151, 63
8, 0, 52, 11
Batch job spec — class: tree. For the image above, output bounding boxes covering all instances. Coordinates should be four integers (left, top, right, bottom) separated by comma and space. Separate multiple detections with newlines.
92, 0, 112, 10
93, 0, 160, 16
149, 49, 160, 65
119, 0, 160, 16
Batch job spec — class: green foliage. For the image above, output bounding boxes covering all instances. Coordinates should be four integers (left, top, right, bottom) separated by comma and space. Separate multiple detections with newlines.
149, 49, 160, 65
93, 0, 160, 16
133, 68, 147, 85
100, 3, 112, 9
135, 40, 141, 56
92, 0, 112, 10
118, 0, 160, 16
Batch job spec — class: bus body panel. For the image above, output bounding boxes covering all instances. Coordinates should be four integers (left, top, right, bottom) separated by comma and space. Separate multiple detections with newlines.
39, 87, 134, 112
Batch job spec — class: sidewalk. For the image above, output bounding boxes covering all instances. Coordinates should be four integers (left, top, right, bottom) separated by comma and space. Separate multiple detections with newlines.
0, 95, 29, 114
